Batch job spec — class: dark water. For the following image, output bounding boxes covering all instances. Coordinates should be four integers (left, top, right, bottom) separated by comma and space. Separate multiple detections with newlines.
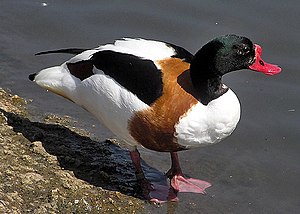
1, 0, 299, 213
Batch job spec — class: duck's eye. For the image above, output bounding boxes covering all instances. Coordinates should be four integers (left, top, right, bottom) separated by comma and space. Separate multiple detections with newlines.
237, 46, 250, 55
243, 46, 250, 52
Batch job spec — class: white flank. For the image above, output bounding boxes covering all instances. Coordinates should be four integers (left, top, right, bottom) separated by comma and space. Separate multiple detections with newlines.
76, 72, 149, 148
175, 88, 241, 148
34, 67, 148, 148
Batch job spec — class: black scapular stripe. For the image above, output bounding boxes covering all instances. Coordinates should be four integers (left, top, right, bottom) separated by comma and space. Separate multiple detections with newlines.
90, 50, 163, 105
67, 60, 94, 81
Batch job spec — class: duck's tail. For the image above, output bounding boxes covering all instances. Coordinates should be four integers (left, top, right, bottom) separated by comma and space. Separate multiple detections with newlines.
29, 65, 81, 102
29, 48, 91, 102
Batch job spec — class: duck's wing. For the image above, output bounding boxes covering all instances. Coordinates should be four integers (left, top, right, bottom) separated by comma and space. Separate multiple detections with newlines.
33, 38, 193, 105
66, 38, 193, 105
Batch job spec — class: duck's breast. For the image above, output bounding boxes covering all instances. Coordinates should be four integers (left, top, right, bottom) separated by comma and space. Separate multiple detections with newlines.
175, 88, 241, 148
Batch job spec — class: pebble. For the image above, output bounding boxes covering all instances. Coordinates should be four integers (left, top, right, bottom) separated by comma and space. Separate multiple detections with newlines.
0, 112, 7, 125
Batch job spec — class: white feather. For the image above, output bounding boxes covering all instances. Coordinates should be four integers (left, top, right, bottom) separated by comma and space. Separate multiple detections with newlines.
66, 50, 99, 63
112, 38, 175, 60
76, 72, 149, 148
64, 38, 175, 67
175, 88, 241, 148
34, 66, 80, 102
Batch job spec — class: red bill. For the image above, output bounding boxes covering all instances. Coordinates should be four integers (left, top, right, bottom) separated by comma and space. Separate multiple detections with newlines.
249, 44, 281, 75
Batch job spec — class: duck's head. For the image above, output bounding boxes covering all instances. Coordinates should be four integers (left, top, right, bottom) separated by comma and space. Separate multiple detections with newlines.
190, 34, 281, 81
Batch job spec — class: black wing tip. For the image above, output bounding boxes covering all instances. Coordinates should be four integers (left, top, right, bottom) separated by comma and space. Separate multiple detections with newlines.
166, 43, 194, 63
35, 48, 88, 56
29, 73, 36, 81
35, 51, 49, 56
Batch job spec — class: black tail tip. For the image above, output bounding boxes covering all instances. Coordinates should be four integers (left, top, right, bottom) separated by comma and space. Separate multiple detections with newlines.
29, 73, 36, 81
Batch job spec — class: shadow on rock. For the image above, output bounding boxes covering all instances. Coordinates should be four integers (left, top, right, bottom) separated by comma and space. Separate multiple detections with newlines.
1, 109, 166, 200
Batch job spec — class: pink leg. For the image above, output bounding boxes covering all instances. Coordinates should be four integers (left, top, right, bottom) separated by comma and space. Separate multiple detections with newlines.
129, 149, 178, 203
166, 152, 211, 193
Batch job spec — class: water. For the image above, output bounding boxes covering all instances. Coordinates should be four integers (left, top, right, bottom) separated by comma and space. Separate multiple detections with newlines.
1, 0, 299, 213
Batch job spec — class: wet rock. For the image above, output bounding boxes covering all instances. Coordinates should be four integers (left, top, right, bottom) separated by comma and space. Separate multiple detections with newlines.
0, 88, 145, 213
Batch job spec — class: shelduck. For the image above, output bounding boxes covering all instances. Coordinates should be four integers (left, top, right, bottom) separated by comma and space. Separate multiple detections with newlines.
29, 35, 281, 202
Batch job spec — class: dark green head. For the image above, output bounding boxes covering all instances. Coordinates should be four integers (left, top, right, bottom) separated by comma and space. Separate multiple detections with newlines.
191, 35, 256, 78
190, 34, 281, 81
189, 34, 281, 104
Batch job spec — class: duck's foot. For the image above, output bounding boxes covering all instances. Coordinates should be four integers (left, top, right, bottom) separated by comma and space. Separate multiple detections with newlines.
167, 152, 211, 193
137, 177, 178, 203
170, 174, 211, 193
130, 149, 178, 203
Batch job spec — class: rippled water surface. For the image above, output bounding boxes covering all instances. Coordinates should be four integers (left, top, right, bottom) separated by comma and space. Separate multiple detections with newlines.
1, 1, 299, 213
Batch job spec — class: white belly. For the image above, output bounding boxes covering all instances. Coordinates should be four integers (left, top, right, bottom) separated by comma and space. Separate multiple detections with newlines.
174, 89, 241, 148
